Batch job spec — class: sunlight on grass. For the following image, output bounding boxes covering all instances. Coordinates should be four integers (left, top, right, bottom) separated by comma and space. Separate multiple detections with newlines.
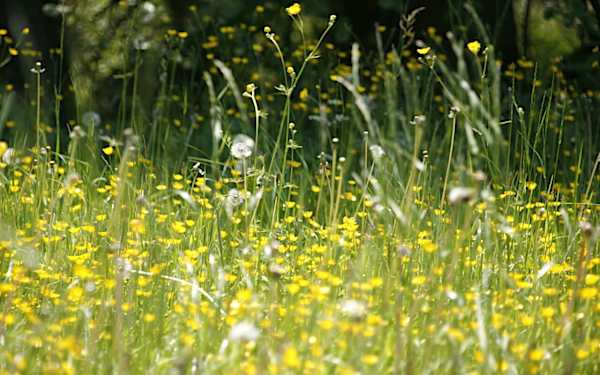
0, 2, 599, 374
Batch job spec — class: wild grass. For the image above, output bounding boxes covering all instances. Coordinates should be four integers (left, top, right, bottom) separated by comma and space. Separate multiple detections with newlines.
0, 3, 599, 374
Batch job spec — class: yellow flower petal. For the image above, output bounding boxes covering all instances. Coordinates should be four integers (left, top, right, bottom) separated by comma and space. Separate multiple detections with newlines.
286, 3, 302, 16
467, 41, 481, 55
102, 146, 114, 155
417, 47, 431, 55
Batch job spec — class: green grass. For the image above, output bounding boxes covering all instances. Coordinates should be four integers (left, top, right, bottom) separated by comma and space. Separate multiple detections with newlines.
1, 4, 600, 374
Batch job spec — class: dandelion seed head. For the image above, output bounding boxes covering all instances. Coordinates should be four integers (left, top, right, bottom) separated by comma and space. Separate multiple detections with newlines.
340, 299, 367, 319
82, 111, 101, 127
448, 187, 476, 205
369, 145, 385, 160
231, 134, 254, 160
141, 2, 156, 22
42, 3, 72, 17
70, 126, 87, 140
229, 321, 260, 342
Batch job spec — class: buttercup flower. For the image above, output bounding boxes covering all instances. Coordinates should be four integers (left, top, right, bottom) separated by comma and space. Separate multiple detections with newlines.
467, 40, 481, 55
417, 47, 431, 55
0, 141, 7, 156
286, 3, 302, 16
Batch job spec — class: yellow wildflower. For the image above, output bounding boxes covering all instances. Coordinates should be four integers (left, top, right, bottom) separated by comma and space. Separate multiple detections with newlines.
102, 146, 114, 155
411, 275, 427, 286
585, 274, 599, 285
467, 40, 481, 55
580, 287, 597, 300
529, 348, 545, 361
286, 3, 302, 16
417, 47, 431, 55
576, 348, 590, 359
283, 346, 301, 368
361, 354, 378, 365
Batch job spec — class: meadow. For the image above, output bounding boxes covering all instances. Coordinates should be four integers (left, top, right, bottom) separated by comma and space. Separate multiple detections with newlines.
0, 1, 599, 374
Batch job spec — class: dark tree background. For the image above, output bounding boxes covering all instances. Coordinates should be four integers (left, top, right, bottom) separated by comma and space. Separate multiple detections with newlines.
1, 0, 599, 143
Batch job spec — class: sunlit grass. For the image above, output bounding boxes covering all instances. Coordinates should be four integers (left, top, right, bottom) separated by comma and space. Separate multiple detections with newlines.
0, 2, 600, 374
